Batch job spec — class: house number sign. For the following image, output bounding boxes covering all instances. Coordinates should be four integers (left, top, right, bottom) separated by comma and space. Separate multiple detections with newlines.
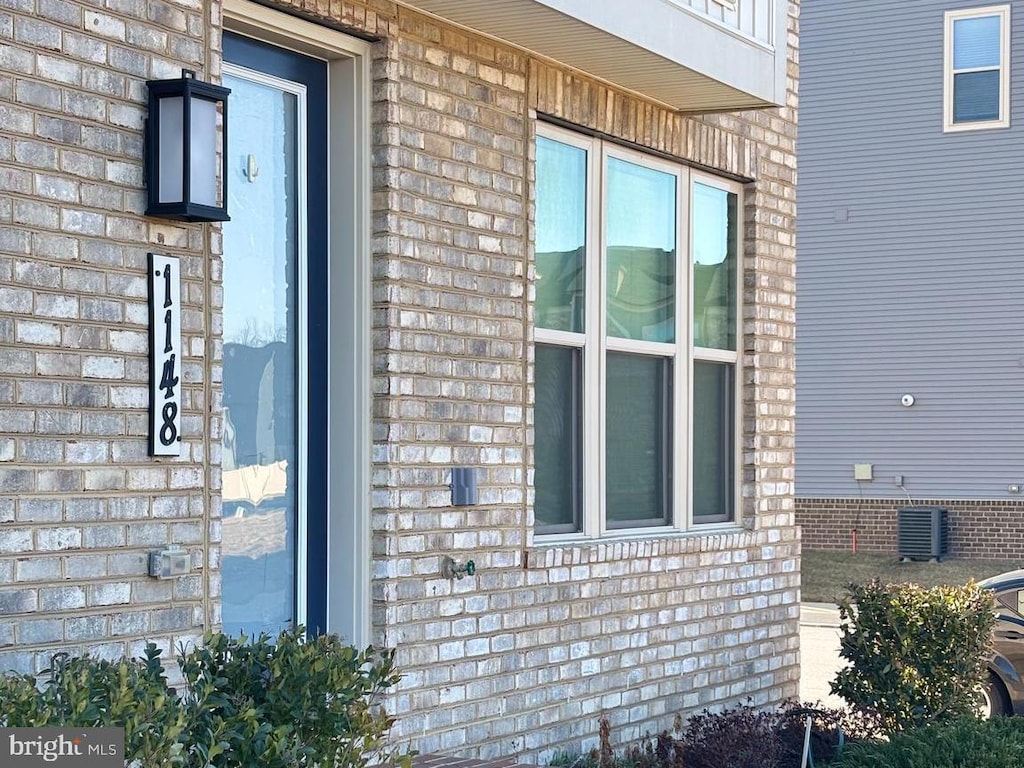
149, 253, 182, 456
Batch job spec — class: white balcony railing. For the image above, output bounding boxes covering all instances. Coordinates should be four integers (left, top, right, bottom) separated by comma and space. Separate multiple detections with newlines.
398, 0, 787, 112
672, 0, 777, 48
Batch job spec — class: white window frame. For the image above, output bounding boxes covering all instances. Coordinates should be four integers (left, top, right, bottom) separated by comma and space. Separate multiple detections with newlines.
534, 123, 743, 541
943, 5, 1011, 132
690, 171, 743, 528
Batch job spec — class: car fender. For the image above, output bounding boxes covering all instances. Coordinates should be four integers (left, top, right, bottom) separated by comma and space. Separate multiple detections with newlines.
990, 652, 1020, 686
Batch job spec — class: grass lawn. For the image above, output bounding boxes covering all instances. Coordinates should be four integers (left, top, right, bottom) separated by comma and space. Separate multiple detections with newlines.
801, 549, 1024, 604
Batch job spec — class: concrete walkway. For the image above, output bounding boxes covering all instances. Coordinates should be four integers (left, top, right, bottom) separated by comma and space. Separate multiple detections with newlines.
799, 602, 846, 709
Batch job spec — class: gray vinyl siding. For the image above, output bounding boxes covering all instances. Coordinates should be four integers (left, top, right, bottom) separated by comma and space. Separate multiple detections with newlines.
797, 0, 1024, 500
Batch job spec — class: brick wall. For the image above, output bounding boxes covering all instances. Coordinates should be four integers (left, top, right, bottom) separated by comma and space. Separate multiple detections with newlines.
796, 497, 1024, 560
0, 0, 215, 672
1, 0, 801, 760
354, 0, 802, 758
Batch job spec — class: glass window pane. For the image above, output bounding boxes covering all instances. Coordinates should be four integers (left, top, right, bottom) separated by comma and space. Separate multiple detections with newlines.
536, 137, 587, 333
693, 183, 738, 351
693, 361, 735, 524
953, 16, 1001, 70
606, 352, 672, 527
221, 73, 299, 638
535, 344, 582, 532
954, 70, 1001, 122
605, 158, 676, 343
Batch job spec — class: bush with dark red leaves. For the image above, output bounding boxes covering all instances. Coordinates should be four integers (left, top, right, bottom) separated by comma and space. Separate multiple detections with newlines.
555, 702, 861, 768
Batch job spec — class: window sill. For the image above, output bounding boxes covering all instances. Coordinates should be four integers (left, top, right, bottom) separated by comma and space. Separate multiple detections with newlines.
943, 119, 1010, 133
523, 524, 756, 569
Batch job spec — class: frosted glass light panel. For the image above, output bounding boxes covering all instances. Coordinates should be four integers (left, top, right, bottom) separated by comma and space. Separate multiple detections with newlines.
155, 96, 220, 206
692, 183, 737, 351
157, 97, 184, 204
190, 96, 218, 207
536, 137, 587, 333
605, 158, 676, 342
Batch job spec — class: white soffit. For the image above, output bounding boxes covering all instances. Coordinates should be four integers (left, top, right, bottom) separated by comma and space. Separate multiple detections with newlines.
398, 0, 781, 111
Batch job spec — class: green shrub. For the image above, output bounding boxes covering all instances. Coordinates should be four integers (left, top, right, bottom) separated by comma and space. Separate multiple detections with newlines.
831, 579, 996, 734
178, 626, 405, 768
0, 627, 407, 768
0, 644, 186, 767
829, 716, 1024, 768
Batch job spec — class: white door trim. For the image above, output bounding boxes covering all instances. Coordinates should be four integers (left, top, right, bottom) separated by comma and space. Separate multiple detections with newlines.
223, 0, 373, 648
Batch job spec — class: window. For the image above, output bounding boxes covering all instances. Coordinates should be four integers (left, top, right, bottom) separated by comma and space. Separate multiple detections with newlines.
944, 5, 1010, 131
533, 124, 741, 537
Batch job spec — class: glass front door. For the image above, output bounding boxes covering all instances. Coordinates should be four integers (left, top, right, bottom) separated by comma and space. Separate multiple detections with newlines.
220, 34, 328, 637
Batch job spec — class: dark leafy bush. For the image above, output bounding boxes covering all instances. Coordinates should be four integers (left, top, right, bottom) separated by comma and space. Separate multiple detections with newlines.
178, 626, 405, 768
0, 627, 407, 768
831, 579, 996, 734
680, 701, 851, 768
0, 644, 187, 766
829, 716, 1024, 768
557, 702, 855, 768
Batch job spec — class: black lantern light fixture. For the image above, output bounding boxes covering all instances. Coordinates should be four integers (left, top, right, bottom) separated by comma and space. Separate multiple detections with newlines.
145, 69, 231, 222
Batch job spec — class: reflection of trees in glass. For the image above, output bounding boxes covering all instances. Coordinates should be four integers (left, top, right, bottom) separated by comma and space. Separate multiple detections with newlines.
225, 317, 289, 347
606, 246, 675, 342
536, 135, 587, 334
694, 262, 731, 348
535, 247, 585, 332
605, 157, 677, 343
693, 185, 737, 350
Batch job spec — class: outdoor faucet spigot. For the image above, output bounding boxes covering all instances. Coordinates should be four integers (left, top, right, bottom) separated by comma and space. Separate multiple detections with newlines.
441, 556, 476, 580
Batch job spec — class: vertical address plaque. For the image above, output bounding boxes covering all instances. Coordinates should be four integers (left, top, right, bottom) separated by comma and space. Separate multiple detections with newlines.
149, 253, 182, 456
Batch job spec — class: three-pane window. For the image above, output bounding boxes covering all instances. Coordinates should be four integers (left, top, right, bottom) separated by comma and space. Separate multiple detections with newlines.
533, 125, 741, 536
944, 5, 1010, 131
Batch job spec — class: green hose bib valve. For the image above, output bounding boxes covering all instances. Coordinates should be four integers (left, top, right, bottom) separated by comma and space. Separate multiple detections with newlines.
441, 556, 476, 580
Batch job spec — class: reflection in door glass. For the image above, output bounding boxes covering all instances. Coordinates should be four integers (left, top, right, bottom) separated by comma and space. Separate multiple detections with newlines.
220, 72, 299, 638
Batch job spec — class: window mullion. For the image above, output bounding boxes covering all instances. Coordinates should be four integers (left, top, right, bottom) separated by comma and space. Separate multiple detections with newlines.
536, 328, 587, 347
677, 169, 691, 532
952, 65, 1000, 75
587, 137, 604, 539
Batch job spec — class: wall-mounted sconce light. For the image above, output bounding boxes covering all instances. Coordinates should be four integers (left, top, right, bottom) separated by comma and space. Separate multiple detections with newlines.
145, 69, 231, 222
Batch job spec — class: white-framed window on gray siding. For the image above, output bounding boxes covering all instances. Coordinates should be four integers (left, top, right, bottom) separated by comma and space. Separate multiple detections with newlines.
943, 5, 1010, 131
533, 123, 742, 538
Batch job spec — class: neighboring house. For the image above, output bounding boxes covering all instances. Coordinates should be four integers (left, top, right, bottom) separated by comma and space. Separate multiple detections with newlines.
796, 1, 1024, 559
0, 0, 798, 760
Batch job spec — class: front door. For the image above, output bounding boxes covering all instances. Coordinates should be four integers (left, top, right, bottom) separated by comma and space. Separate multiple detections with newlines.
220, 33, 328, 636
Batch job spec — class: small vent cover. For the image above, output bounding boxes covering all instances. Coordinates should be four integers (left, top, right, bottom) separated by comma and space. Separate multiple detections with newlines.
897, 506, 948, 560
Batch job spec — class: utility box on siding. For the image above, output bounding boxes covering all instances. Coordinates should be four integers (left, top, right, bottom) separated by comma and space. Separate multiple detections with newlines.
897, 506, 949, 561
